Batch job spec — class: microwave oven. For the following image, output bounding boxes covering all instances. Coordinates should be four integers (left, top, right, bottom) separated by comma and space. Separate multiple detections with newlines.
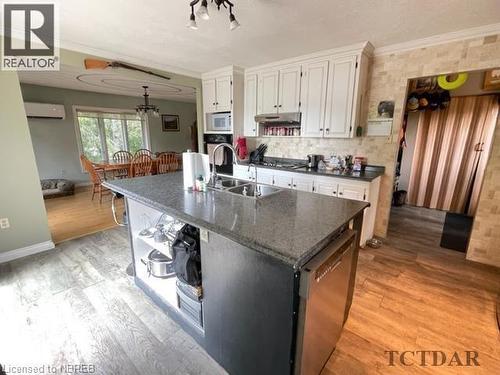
206, 112, 231, 132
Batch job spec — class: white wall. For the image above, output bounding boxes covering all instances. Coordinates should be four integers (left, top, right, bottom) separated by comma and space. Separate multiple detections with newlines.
21, 84, 197, 183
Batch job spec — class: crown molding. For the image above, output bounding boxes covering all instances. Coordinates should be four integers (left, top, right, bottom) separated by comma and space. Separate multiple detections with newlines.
374, 23, 500, 56
60, 40, 202, 79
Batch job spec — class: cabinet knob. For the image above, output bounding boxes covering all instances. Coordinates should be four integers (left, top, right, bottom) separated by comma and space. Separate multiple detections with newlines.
213, 102, 216, 105
293, 184, 297, 188
274, 105, 277, 108
325, 128, 330, 132
338, 192, 343, 195
279, 104, 282, 108
319, 128, 323, 131
288, 183, 291, 187
216, 102, 219, 105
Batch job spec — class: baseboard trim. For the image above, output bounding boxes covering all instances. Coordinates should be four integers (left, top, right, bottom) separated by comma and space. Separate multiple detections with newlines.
0, 240, 55, 264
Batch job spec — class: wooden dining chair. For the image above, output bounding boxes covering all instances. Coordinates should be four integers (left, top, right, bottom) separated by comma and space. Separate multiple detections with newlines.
134, 148, 153, 157
157, 152, 179, 174
113, 150, 133, 178
80, 155, 111, 203
130, 154, 153, 177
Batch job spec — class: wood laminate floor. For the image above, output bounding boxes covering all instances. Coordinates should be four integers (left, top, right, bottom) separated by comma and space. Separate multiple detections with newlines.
0, 206, 498, 374
44, 188, 124, 244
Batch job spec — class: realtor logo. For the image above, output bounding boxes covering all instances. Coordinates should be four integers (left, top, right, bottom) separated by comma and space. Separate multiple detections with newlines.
1, 2, 59, 70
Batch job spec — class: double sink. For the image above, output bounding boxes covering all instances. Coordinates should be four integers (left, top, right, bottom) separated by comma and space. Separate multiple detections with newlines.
208, 177, 282, 199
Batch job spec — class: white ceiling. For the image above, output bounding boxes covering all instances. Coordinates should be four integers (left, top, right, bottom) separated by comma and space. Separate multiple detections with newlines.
56, 0, 500, 76
18, 64, 197, 102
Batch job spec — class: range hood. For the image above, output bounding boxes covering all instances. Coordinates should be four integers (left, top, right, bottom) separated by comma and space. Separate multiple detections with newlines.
254, 112, 301, 124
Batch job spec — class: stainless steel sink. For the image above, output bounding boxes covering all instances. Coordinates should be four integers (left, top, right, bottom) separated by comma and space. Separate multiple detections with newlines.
219, 178, 249, 189
227, 183, 282, 198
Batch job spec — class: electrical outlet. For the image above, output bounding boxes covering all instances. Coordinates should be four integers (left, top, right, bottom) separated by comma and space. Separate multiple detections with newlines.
0, 218, 10, 229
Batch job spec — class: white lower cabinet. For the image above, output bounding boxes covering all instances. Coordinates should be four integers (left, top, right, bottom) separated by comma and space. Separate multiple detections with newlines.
292, 175, 314, 192
337, 182, 366, 201
256, 169, 274, 185
233, 164, 253, 181
273, 172, 293, 189
314, 177, 338, 196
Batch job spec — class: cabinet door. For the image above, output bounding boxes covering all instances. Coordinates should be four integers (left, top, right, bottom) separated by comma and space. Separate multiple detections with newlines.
300, 60, 329, 137
215, 75, 232, 112
278, 65, 301, 113
258, 70, 279, 114
233, 165, 251, 180
324, 56, 357, 138
256, 169, 274, 185
292, 176, 314, 192
314, 179, 338, 197
202, 79, 217, 114
273, 171, 293, 189
338, 182, 366, 201
244, 74, 258, 137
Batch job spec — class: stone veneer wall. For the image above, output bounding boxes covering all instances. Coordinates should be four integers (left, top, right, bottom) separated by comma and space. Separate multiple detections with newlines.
468, 115, 500, 267
255, 34, 500, 266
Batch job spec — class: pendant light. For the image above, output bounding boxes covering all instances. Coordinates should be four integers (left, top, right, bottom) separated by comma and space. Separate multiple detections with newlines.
187, 0, 240, 30
136, 86, 160, 118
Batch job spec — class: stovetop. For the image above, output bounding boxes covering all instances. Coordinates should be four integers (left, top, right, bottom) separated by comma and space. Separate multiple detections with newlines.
257, 161, 308, 169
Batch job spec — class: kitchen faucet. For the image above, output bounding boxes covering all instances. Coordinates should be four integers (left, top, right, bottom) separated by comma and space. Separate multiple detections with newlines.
210, 143, 238, 184
247, 163, 261, 197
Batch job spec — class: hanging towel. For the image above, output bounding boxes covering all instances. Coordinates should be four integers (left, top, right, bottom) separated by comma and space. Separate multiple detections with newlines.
207, 143, 225, 166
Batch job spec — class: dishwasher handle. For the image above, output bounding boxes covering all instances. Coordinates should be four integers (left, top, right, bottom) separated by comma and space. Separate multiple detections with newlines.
299, 230, 355, 298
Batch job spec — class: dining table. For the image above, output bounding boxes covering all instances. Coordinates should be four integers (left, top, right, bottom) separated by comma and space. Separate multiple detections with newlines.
93, 154, 182, 177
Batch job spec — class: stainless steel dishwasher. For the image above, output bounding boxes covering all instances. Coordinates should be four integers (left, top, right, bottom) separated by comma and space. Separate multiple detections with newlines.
294, 230, 356, 375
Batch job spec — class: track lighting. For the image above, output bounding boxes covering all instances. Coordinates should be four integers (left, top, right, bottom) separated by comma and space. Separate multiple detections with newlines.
188, 0, 240, 30
196, 0, 210, 20
187, 7, 198, 29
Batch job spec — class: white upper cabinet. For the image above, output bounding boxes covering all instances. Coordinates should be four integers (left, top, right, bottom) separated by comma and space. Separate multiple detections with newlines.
324, 55, 357, 138
202, 75, 232, 114
278, 65, 302, 113
300, 60, 329, 137
215, 75, 232, 112
202, 79, 217, 114
243, 42, 371, 138
244, 74, 258, 137
258, 70, 279, 114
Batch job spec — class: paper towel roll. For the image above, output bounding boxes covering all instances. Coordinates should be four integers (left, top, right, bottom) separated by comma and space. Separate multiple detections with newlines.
183, 152, 211, 190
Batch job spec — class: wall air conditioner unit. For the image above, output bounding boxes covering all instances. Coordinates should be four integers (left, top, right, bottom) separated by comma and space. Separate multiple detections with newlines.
24, 102, 66, 120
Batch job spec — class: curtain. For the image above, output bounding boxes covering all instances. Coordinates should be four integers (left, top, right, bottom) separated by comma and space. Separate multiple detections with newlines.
407, 95, 499, 215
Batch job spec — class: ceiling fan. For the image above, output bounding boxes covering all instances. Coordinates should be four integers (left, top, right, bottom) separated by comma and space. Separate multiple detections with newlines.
84, 59, 171, 81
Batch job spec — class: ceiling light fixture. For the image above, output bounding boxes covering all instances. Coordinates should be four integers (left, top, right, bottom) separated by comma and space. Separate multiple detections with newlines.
188, 0, 240, 31
136, 86, 160, 118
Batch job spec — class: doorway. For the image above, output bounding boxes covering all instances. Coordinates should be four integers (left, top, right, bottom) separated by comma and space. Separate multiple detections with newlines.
390, 68, 500, 254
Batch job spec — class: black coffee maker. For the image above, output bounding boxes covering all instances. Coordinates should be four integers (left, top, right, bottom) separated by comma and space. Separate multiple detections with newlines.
307, 154, 322, 169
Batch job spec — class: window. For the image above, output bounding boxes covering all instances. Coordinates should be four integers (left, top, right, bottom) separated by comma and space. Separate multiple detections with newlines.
75, 109, 148, 163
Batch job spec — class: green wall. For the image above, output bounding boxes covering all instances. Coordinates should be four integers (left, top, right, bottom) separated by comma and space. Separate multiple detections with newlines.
0, 72, 52, 253
22, 84, 197, 183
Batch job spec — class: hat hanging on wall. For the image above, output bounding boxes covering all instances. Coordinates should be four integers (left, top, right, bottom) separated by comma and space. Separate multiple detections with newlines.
406, 92, 419, 112
418, 92, 430, 110
437, 73, 468, 90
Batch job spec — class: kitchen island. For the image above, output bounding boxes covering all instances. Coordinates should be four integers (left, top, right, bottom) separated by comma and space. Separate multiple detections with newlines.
104, 172, 368, 375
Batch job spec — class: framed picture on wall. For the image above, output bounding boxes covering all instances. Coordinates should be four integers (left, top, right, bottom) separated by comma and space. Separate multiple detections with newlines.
483, 69, 500, 90
161, 114, 180, 132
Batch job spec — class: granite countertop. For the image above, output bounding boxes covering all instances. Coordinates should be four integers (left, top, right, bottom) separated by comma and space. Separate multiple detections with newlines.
239, 158, 385, 182
104, 173, 368, 269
